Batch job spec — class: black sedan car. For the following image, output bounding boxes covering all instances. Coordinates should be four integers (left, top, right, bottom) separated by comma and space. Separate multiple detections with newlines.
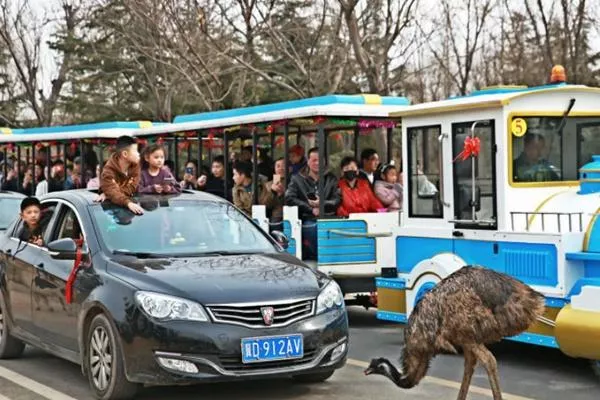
0, 190, 348, 400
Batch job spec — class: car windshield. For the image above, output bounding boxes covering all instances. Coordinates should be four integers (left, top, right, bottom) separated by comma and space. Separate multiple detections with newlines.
0, 198, 21, 230
90, 198, 278, 257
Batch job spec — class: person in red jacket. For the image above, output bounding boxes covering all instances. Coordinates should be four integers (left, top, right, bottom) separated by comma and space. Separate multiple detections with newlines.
337, 156, 383, 217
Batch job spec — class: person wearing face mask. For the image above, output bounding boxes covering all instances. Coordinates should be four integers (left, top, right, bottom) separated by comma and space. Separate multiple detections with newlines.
336, 156, 383, 217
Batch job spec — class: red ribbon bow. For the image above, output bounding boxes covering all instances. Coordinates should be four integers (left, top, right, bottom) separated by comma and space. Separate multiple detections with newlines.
454, 136, 481, 162
65, 238, 84, 305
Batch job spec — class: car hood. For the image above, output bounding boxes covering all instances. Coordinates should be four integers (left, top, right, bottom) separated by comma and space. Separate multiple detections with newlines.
107, 252, 328, 304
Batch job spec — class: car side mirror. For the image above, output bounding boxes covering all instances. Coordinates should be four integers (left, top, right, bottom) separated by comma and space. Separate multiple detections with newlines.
270, 230, 289, 250
47, 238, 88, 260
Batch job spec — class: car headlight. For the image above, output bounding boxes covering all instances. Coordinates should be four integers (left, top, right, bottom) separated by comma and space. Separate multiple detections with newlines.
134, 291, 209, 322
316, 281, 344, 314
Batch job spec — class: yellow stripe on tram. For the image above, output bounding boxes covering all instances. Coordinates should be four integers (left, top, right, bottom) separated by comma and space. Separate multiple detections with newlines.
583, 205, 600, 251
0, 127, 12, 135
526, 190, 569, 230
362, 94, 382, 105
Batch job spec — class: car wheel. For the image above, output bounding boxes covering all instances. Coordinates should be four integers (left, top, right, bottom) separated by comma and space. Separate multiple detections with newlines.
592, 360, 600, 380
292, 369, 335, 383
0, 295, 25, 359
86, 314, 139, 400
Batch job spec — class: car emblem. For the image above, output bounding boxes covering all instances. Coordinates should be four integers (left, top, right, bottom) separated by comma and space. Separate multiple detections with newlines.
260, 306, 275, 326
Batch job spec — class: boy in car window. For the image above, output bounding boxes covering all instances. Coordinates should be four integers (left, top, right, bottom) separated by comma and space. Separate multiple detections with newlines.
99, 135, 144, 215
18, 197, 46, 246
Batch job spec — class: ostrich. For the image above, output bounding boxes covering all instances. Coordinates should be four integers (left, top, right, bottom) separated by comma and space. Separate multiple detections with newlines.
364, 266, 545, 400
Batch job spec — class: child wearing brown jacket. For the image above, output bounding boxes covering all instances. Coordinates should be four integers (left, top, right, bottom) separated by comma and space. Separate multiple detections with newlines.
99, 135, 144, 215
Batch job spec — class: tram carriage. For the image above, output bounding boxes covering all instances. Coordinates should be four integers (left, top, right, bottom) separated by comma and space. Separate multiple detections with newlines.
133, 94, 410, 305
0, 121, 156, 195
374, 73, 600, 377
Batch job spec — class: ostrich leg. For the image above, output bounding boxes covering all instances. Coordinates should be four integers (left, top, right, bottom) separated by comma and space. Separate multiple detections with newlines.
473, 344, 503, 400
456, 346, 477, 400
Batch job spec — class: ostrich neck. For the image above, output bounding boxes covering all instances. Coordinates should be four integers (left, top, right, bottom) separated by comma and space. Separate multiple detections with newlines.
385, 363, 405, 387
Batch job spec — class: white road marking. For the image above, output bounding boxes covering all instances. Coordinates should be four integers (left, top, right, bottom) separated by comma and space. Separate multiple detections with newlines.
0, 357, 537, 400
0, 365, 78, 400
346, 358, 536, 400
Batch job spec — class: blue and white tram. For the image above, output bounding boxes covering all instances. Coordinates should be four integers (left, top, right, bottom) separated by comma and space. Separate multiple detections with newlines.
375, 73, 600, 376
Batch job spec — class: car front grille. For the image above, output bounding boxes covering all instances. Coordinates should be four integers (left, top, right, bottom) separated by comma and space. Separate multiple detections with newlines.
206, 298, 314, 328
218, 348, 318, 371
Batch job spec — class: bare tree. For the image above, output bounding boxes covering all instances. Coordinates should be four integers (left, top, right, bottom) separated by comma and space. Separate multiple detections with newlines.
423, 0, 494, 96
0, 0, 78, 126
337, 0, 419, 95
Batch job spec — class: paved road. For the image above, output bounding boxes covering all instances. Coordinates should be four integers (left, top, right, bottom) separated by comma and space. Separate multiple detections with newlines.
0, 307, 598, 400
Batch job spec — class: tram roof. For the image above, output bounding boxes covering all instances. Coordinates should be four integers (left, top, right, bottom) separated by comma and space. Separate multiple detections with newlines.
0, 121, 159, 143
389, 83, 600, 118
135, 94, 410, 136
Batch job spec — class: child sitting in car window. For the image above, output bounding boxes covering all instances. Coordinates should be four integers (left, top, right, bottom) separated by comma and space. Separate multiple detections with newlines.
18, 197, 45, 246
138, 144, 181, 194
99, 135, 144, 215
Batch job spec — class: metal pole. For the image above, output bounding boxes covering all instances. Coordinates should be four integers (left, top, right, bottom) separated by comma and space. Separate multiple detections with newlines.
283, 123, 289, 185
173, 137, 179, 179
31, 144, 36, 195
197, 131, 205, 167
80, 139, 86, 188
223, 132, 229, 200
470, 121, 479, 220
252, 128, 258, 205
317, 124, 325, 218
387, 127, 393, 163
353, 125, 359, 160
2, 149, 7, 181
16, 145, 21, 190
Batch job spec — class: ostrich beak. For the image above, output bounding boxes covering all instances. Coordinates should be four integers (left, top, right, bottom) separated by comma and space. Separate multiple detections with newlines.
364, 367, 374, 375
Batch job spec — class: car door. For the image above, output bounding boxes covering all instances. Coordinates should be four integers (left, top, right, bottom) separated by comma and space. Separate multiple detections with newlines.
0, 203, 56, 336
32, 202, 91, 352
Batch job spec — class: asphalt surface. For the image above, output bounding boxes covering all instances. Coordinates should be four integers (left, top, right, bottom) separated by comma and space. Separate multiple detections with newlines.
0, 307, 599, 400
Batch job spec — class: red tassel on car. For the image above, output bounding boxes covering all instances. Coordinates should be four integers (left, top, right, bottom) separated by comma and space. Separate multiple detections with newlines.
65, 239, 84, 305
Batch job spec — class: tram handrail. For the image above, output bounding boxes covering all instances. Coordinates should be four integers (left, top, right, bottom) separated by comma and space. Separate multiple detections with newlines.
510, 211, 584, 232
327, 229, 393, 238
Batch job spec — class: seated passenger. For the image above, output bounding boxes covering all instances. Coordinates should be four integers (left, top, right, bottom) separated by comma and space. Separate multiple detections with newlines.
336, 156, 383, 217
374, 163, 403, 212
232, 161, 265, 216
285, 147, 341, 260
513, 133, 560, 182
197, 155, 230, 201
259, 158, 286, 230
18, 197, 46, 246
99, 135, 144, 215
359, 148, 380, 186
288, 145, 307, 176
138, 144, 181, 194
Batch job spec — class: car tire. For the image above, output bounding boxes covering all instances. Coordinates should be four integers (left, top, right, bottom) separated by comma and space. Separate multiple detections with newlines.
292, 369, 335, 383
592, 360, 600, 380
86, 314, 139, 400
0, 295, 25, 359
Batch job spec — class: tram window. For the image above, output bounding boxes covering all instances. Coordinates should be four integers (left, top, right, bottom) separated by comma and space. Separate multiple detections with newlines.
452, 121, 496, 227
407, 125, 442, 218
511, 116, 600, 184
578, 121, 600, 168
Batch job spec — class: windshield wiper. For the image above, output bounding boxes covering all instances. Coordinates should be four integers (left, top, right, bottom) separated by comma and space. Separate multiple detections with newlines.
195, 250, 264, 257
112, 250, 174, 259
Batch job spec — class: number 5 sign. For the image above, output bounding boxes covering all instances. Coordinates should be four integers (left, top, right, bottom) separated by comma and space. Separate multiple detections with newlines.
511, 118, 528, 137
